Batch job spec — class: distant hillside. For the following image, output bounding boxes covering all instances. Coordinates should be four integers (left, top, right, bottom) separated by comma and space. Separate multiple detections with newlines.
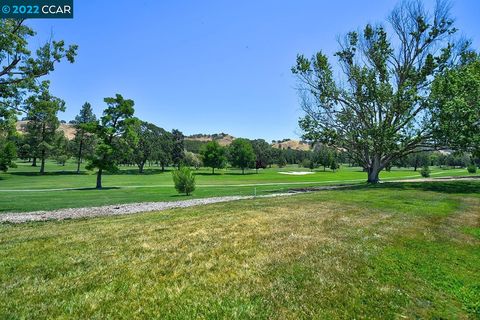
186, 133, 311, 151
16, 121, 77, 140
272, 139, 311, 151
186, 133, 235, 147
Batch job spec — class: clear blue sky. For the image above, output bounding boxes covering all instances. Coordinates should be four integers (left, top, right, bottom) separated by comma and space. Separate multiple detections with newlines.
28, 0, 480, 141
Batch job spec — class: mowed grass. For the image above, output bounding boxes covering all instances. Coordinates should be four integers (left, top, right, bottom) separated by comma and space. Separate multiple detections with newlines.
1, 181, 479, 319
0, 160, 475, 212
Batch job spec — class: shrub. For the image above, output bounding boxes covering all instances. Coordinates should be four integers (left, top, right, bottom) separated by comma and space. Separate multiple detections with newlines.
467, 164, 477, 174
420, 165, 430, 178
172, 166, 196, 195
301, 158, 311, 169
330, 159, 339, 172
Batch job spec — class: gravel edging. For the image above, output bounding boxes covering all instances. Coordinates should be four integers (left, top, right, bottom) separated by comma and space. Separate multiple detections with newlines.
0, 192, 307, 224
0, 185, 356, 224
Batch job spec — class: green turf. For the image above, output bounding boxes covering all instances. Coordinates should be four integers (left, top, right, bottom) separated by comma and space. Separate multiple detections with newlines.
1, 181, 479, 318
0, 160, 476, 212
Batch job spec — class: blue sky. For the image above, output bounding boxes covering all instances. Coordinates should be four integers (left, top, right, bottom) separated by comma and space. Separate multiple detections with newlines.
28, 0, 480, 141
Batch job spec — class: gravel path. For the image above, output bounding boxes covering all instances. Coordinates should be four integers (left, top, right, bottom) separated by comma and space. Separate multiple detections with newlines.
1, 176, 477, 224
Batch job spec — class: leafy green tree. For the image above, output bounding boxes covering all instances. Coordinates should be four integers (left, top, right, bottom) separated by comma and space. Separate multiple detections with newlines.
171, 129, 185, 169
431, 55, 480, 157
330, 158, 339, 172
200, 140, 226, 174
130, 121, 165, 173
405, 151, 431, 171
420, 165, 431, 178
0, 19, 77, 172
71, 102, 97, 173
172, 166, 196, 196
155, 131, 173, 172
24, 85, 65, 174
0, 140, 16, 172
0, 115, 17, 172
251, 139, 273, 173
311, 145, 334, 171
52, 132, 70, 166
292, 0, 464, 183
184, 151, 202, 169
86, 94, 136, 189
228, 138, 255, 174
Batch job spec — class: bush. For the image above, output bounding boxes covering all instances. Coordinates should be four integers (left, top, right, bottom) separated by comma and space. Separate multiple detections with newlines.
301, 158, 311, 169
420, 165, 430, 178
172, 166, 196, 195
330, 159, 339, 172
467, 164, 477, 174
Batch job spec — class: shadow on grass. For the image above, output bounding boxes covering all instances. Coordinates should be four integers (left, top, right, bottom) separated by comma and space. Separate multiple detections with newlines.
377, 180, 480, 194
194, 172, 258, 176
110, 168, 169, 175
283, 180, 480, 196
9, 171, 89, 177
64, 186, 121, 191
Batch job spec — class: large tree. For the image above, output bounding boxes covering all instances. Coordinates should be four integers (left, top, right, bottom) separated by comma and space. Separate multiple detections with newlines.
0, 19, 77, 171
292, 0, 464, 183
155, 130, 173, 172
71, 102, 97, 173
171, 129, 185, 169
24, 85, 65, 174
130, 121, 167, 173
431, 54, 480, 157
86, 94, 136, 189
228, 138, 255, 174
200, 140, 227, 174
251, 139, 273, 173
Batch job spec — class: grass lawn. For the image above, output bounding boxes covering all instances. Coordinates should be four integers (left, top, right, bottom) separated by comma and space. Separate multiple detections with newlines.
0, 160, 476, 212
1, 181, 479, 319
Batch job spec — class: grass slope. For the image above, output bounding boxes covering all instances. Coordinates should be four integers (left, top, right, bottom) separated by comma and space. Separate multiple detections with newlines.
1, 181, 479, 319
0, 161, 475, 212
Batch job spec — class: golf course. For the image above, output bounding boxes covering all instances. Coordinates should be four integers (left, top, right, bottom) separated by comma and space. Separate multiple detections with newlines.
0, 161, 474, 212
1, 0, 480, 318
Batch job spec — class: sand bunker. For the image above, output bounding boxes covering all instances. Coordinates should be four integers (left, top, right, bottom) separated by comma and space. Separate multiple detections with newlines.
278, 171, 315, 175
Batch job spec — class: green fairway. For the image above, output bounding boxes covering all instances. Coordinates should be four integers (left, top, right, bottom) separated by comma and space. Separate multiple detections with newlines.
0, 160, 475, 212
1, 181, 479, 319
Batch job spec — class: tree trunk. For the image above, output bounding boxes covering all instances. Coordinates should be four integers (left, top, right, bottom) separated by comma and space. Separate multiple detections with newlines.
367, 165, 381, 183
161, 163, 165, 172
242, 168, 245, 175
96, 169, 103, 189
76, 139, 84, 174
212, 167, 215, 174
32, 157, 37, 167
138, 163, 144, 174
40, 151, 46, 175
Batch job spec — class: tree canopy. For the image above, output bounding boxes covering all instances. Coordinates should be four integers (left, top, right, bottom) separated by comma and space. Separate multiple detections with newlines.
292, 0, 468, 182
200, 140, 227, 174
86, 94, 136, 189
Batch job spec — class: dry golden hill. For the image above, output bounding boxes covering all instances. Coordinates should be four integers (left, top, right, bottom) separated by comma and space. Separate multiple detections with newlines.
272, 139, 311, 151
16, 121, 77, 140
187, 134, 310, 151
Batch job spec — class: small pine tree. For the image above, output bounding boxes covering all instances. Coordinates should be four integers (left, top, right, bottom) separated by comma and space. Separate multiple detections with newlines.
172, 166, 196, 196
420, 165, 431, 178
467, 164, 477, 174
330, 159, 339, 172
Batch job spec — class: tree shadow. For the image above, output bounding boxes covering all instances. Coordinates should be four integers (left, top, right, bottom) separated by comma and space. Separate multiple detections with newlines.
193, 172, 258, 176
283, 179, 480, 195
9, 171, 89, 177
64, 186, 122, 191
374, 180, 480, 195
111, 168, 169, 175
